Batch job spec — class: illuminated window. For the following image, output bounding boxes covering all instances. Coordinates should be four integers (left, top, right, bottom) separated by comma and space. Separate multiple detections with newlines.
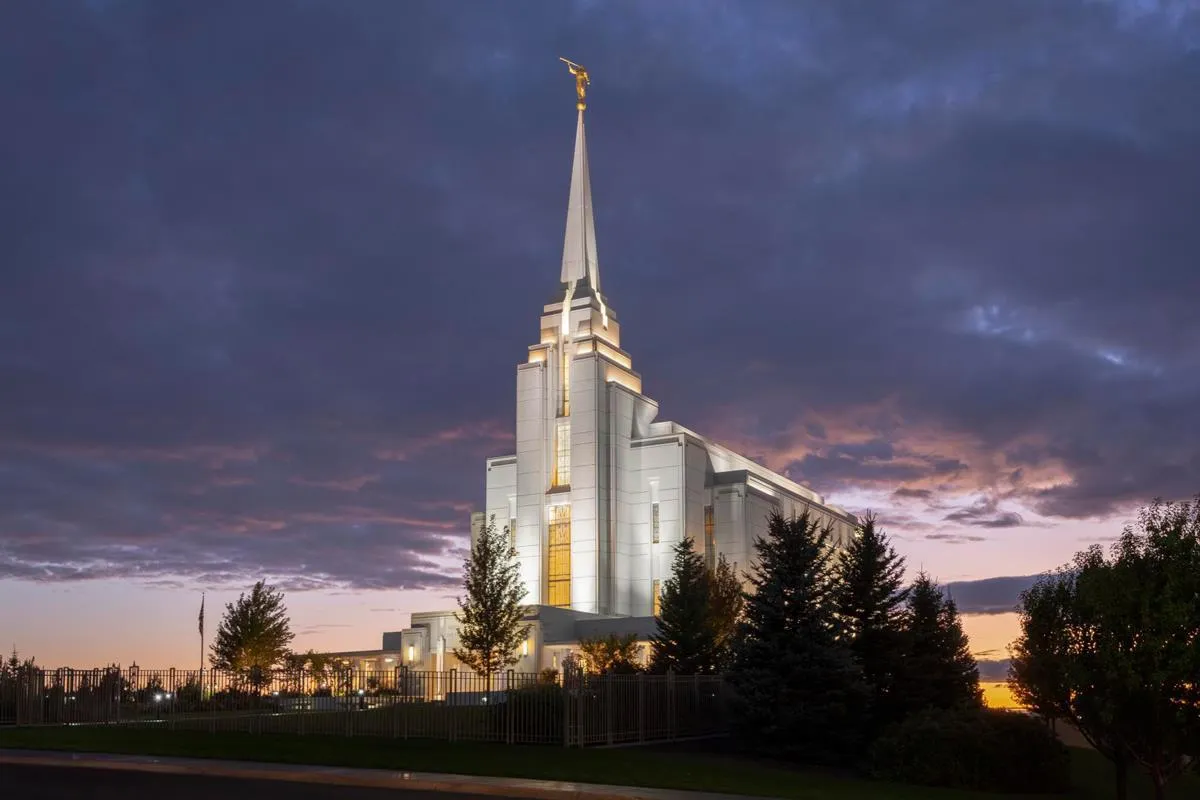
547, 504, 572, 607
552, 418, 571, 487
651, 502, 660, 543
561, 348, 571, 416
508, 496, 517, 552
704, 504, 715, 571
652, 579, 661, 616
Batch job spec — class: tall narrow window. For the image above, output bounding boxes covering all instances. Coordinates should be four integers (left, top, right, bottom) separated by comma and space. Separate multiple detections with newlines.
704, 504, 716, 571
509, 518, 517, 551
651, 502, 660, 544
552, 418, 571, 487
547, 504, 572, 607
507, 497, 517, 552
560, 347, 571, 416
652, 579, 661, 617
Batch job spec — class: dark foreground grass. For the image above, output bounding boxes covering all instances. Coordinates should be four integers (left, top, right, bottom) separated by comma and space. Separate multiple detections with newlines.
0, 726, 1196, 799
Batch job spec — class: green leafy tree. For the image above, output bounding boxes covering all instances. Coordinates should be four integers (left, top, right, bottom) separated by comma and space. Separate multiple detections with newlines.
209, 580, 294, 689
1012, 568, 1135, 800
1011, 499, 1200, 800
832, 513, 909, 730
893, 572, 982, 718
579, 633, 643, 674
650, 537, 722, 674
709, 553, 744, 665
728, 511, 870, 765
453, 514, 529, 677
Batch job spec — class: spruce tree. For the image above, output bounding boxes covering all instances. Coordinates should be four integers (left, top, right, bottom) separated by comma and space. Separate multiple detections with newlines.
453, 515, 529, 677
894, 571, 982, 717
832, 513, 909, 729
650, 537, 721, 674
728, 511, 870, 765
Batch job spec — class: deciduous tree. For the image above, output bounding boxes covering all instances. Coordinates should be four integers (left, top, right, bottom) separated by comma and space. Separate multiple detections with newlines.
209, 580, 294, 689
579, 633, 643, 674
453, 515, 529, 677
1011, 499, 1200, 800
709, 553, 744, 666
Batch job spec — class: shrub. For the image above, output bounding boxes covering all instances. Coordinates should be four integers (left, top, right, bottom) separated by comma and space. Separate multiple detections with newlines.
866, 707, 1071, 794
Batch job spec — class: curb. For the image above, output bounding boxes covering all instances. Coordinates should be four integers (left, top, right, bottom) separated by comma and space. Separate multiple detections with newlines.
0, 749, 762, 800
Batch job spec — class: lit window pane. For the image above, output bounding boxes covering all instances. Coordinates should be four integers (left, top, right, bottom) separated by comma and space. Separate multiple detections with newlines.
547, 504, 571, 607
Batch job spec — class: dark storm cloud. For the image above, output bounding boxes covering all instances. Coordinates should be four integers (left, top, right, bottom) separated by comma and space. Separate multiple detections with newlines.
945, 575, 1044, 615
1, 0, 1198, 589
943, 497, 1027, 529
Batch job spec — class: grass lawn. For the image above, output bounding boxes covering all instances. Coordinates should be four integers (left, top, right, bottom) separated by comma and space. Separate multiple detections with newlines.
0, 726, 1197, 799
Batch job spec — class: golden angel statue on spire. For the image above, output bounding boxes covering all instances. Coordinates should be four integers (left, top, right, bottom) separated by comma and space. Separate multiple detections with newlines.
559, 57, 589, 110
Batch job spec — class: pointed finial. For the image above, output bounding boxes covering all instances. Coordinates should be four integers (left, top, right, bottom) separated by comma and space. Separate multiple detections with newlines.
560, 57, 589, 111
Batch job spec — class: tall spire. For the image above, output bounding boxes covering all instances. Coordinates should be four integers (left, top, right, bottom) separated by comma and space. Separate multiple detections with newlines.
559, 59, 600, 294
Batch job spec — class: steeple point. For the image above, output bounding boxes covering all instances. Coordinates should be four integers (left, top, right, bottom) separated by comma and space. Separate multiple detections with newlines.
558, 59, 601, 299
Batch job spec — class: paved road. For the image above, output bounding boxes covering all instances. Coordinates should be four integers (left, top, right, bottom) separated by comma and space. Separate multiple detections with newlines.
1, 763, 505, 800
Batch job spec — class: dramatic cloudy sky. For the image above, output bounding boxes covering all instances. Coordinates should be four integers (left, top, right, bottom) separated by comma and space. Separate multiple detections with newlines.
3, 0, 1199, 669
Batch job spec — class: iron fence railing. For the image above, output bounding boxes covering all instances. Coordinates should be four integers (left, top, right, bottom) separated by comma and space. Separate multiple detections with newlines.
0, 666, 728, 746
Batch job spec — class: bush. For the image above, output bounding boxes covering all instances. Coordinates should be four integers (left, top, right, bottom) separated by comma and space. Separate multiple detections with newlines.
866, 708, 1070, 794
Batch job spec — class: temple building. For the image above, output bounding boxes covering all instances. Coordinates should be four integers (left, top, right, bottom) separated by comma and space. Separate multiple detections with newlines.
387, 69, 857, 675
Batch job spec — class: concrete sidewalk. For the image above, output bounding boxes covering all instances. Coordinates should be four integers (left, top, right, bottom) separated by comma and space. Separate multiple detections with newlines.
0, 749, 773, 800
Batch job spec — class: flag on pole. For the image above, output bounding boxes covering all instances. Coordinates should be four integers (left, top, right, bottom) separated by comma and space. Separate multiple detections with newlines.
198, 593, 205, 638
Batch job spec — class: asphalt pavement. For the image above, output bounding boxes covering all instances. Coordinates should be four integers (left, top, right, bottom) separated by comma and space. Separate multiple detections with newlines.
1, 763, 503, 800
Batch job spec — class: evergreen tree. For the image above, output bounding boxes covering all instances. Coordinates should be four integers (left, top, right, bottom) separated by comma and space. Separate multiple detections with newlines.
894, 572, 982, 717
832, 513, 909, 729
650, 537, 721, 674
453, 515, 529, 677
209, 580, 294, 689
728, 511, 870, 765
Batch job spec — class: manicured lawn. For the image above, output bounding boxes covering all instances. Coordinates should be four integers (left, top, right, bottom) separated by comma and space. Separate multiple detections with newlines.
0, 726, 1196, 799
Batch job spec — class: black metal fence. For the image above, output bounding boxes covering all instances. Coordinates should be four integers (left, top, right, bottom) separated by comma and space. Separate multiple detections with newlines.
0, 666, 727, 746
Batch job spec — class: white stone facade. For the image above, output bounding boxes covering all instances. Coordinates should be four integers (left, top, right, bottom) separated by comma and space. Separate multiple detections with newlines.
470, 103, 856, 621
393, 95, 857, 672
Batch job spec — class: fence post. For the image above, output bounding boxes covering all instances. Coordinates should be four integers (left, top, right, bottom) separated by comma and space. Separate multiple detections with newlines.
637, 672, 645, 743
605, 674, 613, 746
667, 669, 676, 741
506, 669, 515, 744
562, 668, 570, 747
448, 669, 457, 742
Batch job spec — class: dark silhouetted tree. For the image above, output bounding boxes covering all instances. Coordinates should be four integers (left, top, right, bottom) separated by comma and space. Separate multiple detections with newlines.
893, 572, 982, 718
832, 513, 909, 731
453, 515, 529, 677
728, 511, 869, 765
1010, 498, 1200, 800
709, 553, 744, 668
650, 537, 721, 674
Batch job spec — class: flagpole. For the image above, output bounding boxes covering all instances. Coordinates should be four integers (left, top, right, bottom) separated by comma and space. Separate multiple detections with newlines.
198, 592, 205, 697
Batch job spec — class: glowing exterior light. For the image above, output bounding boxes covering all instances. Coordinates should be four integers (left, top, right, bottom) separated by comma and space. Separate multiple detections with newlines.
522, 639, 529, 657
407, 644, 415, 663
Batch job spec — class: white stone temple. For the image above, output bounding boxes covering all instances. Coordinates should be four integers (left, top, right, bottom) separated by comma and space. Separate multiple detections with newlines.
381, 76, 857, 675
